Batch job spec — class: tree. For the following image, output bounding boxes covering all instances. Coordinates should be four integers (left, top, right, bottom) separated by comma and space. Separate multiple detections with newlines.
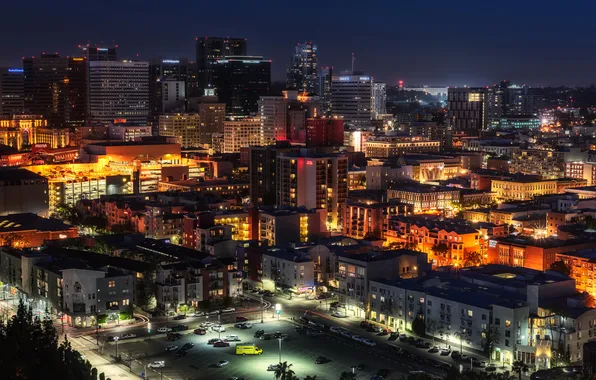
512, 361, 529, 380
404, 241, 418, 251
274, 361, 297, 380
0, 300, 104, 379
549, 260, 571, 276
338, 372, 357, 380
54, 204, 82, 225
463, 252, 483, 267
81, 215, 107, 232
0, 233, 29, 248
431, 242, 450, 265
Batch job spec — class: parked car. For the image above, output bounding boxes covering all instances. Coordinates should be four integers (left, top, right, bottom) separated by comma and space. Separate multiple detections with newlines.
315, 356, 329, 364
148, 361, 165, 369
176, 350, 187, 357
399, 334, 407, 342
167, 332, 183, 341
272, 332, 288, 339
235, 316, 248, 322
216, 360, 229, 367
362, 338, 376, 346
221, 307, 236, 313
157, 327, 172, 333
254, 329, 265, 338
194, 311, 205, 317
181, 343, 194, 350
200, 322, 214, 329
171, 324, 189, 332
173, 314, 186, 320
260, 333, 272, 340
121, 333, 136, 340
267, 364, 280, 371
106, 336, 116, 342
208, 310, 220, 315
428, 346, 439, 353
225, 335, 241, 342
485, 365, 497, 372
208, 338, 222, 345
212, 325, 226, 333
331, 311, 345, 318
440, 348, 451, 356
214, 341, 230, 347
194, 328, 206, 335
165, 345, 178, 352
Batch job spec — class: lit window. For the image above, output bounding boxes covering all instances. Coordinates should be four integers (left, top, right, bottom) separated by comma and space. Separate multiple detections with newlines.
468, 310, 473, 317
108, 281, 116, 288
122, 299, 129, 306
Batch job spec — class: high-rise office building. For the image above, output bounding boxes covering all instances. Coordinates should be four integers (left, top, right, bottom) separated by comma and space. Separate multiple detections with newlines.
65, 57, 87, 127
276, 149, 348, 229
372, 82, 387, 119
88, 61, 150, 126
286, 42, 318, 93
258, 96, 287, 145
447, 87, 485, 135
223, 118, 262, 153
195, 37, 247, 94
81, 45, 117, 61
317, 66, 333, 116
212, 56, 271, 117
0, 68, 24, 116
331, 72, 375, 128
158, 113, 201, 147
485, 80, 535, 119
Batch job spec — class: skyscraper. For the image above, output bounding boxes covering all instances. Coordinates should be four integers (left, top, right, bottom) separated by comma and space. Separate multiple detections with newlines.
249, 143, 300, 206
223, 118, 262, 153
0, 68, 24, 116
371, 82, 387, 119
331, 72, 375, 128
23, 54, 68, 127
197, 102, 225, 146
65, 57, 87, 127
317, 66, 333, 116
195, 37, 247, 94
211, 56, 271, 117
149, 58, 188, 132
286, 42, 318, 93
88, 61, 150, 126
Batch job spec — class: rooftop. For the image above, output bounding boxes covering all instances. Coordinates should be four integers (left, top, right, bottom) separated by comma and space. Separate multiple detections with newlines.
0, 169, 46, 181
0, 213, 74, 232
337, 249, 424, 263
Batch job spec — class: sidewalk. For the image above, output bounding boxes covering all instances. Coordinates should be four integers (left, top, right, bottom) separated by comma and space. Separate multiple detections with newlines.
71, 337, 139, 380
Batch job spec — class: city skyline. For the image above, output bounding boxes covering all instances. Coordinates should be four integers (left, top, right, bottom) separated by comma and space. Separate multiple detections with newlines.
1, 1, 595, 86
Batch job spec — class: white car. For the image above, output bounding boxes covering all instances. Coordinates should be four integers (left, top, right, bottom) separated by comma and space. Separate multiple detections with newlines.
362, 339, 376, 346
221, 307, 236, 313
225, 335, 240, 341
157, 327, 172, 333
194, 311, 205, 317
148, 361, 165, 369
331, 311, 345, 318
216, 360, 229, 368
208, 310, 220, 315
212, 325, 226, 333
200, 322, 214, 328
165, 345, 178, 352
330, 326, 342, 333
352, 335, 364, 342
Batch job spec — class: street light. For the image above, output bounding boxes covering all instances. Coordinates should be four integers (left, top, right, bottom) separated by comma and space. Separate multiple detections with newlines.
114, 336, 120, 361
275, 303, 281, 324
147, 321, 152, 340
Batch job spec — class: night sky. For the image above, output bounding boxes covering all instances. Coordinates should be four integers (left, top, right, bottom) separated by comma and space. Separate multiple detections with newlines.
1, 0, 595, 86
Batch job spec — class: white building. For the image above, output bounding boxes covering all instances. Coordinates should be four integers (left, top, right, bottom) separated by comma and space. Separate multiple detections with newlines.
223, 118, 262, 153
261, 249, 315, 293
88, 61, 150, 126
372, 82, 387, 119
258, 96, 287, 145
108, 125, 152, 142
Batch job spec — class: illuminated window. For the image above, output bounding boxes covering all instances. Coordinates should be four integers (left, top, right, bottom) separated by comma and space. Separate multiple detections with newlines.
468, 310, 473, 317
505, 320, 511, 328
108, 281, 116, 288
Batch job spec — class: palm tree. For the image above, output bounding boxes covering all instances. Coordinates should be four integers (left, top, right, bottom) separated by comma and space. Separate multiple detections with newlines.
512, 361, 528, 380
338, 372, 357, 380
274, 361, 296, 380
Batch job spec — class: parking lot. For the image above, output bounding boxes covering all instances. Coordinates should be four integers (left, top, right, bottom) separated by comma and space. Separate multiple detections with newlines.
110, 319, 415, 380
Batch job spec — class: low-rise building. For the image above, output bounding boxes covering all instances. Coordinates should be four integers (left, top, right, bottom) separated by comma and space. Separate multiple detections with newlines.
491, 177, 557, 201
0, 213, 78, 248
364, 137, 441, 158
336, 249, 429, 318
261, 249, 315, 293
387, 182, 460, 212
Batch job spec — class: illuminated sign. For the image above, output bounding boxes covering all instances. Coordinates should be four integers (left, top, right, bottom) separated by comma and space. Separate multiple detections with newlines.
162, 60, 179, 64
489, 240, 497, 248
72, 58, 84, 61
97, 48, 108, 51
8, 69, 23, 73
338, 76, 351, 81
306, 160, 314, 166
359, 76, 370, 81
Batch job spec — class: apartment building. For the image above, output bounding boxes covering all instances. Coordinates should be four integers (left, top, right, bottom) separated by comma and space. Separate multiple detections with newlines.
261, 249, 315, 293
336, 249, 428, 318
387, 183, 460, 212
491, 177, 557, 201
343, 199, 411, 240
364, 138, 441, 158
